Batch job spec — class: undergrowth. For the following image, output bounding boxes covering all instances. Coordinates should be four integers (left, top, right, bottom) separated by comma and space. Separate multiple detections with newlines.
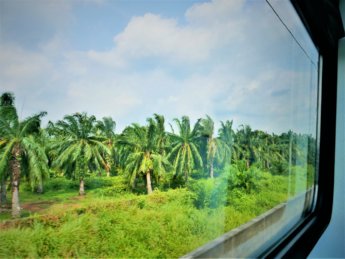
0, 168, 311, 258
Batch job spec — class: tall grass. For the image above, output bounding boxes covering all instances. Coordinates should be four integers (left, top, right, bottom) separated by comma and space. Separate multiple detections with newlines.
0, 168, 312, 258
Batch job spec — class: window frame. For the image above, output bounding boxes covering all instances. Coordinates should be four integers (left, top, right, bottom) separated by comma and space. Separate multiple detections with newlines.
261, 0, 344, 257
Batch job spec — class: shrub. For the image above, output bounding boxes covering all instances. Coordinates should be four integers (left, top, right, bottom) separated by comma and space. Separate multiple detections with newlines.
43, 178, 78, 192
270, 160, 289, 175
93, 176, 129, 197
187, 178, 227, 209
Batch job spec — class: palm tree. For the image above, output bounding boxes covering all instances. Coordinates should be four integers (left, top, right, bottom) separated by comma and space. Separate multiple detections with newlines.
119, 117, 171, 194
200, 115, 230, 178
167, 116, 203, 181
48, 113, 110, 195
0, 93, 14, 206
96, 117, 117, 177
0, 92, 48, 218
218, 120, 237, 164
235, 125, 256, 169
0, 149, 7, 207
152, 114, 169, 156
251, 131, 283, 170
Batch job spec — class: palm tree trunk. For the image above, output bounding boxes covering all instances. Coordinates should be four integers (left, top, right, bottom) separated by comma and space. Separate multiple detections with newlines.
146, 171, 153, 194
37, 181, 43, 194
11, 144, 21, 218
210, 162, 214, 178
79, 178, 85, 196
0, 177, 7, 207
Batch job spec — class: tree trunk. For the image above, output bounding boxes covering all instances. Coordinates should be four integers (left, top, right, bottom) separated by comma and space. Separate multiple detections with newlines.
37, 181, 43, 194
146, 171, 153, 194
11, 144, 21, 218
0, 178, 7, 207
210, 162, 214, 178
79, 178, 85, 196
246, 159, 250, 169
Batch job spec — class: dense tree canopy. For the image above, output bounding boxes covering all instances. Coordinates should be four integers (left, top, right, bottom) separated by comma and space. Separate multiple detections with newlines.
0, 92, 317, 216
47, 113, 110, 195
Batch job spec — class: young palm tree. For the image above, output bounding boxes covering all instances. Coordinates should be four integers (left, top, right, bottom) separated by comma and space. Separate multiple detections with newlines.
200, 115, 230, 178
48, 113, 110, 195
0, 92, 48, 218
119, 117, 171, 194
167, 116, 203, 181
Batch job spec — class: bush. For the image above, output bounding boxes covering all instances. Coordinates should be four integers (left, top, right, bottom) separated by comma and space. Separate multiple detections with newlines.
93, 176, 129, 197
233, 166, 263, 193
41, 176, 129, 194
43, 178, 79, 192
270, 160, 289, 175
187, 178, 227, 209
84, 177, 120, 189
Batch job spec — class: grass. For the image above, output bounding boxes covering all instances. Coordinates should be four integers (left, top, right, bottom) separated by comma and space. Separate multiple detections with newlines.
0, 168, 313, 258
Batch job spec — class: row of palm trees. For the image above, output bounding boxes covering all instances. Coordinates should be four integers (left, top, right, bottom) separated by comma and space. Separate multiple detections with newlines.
0, 92, 315, 217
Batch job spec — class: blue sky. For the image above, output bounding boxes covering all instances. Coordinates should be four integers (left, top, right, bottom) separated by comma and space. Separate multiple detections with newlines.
0, 0, 318, 134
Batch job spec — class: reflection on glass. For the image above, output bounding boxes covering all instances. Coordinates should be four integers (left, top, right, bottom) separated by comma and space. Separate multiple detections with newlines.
0, 0, 318, 258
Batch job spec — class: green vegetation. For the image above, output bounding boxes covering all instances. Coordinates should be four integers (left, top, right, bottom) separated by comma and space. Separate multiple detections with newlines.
0, 92, 316, 258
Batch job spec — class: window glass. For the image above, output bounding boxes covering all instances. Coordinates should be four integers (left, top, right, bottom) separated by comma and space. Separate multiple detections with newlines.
0, 0, 319, 258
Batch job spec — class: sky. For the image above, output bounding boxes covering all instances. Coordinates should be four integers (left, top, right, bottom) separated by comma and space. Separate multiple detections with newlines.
0, 0, 319, 134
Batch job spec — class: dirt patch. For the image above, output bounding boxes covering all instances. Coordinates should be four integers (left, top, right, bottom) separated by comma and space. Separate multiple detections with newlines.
0, 196, 86, 230
21, 201, 55, 213
68, 195, 86, 201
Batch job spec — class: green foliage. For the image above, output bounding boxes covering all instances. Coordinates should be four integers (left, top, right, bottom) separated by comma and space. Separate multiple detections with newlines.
0, 93, 319, 257
271, 160, 289, 175
92, 177, 129, 197
0, 189, 219, 258
0, 172, 312, 258
42, 178, 80, 191
167, 116, 203, 181
47, 113, 110, 182
187, 178, 227, 209
224, 163, 263, 193
119, 116, 172, 194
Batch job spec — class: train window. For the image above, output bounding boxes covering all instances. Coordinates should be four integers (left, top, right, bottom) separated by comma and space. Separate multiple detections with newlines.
0, 0, 343, 258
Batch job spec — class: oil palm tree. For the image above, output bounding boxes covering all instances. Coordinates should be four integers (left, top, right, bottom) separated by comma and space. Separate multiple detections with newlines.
167, 116, 203, 181
0, 93, 14, 206
152, 114, 169, 155
0, 92, 16, 205
235, 125, 256, 169
200, 115, 230, 178
96, 117, 117, 177
218, 120, 237, 164
251, 131, 283, 170
119, 117, 171, 194
0, 92, 48, 218
48, 113, 110, 195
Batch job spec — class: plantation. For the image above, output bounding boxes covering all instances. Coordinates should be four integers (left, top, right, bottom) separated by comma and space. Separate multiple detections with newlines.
0, 92, 316, 257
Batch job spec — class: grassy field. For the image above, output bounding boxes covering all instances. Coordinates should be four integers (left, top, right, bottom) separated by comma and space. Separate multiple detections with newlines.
0, 168, 310, 258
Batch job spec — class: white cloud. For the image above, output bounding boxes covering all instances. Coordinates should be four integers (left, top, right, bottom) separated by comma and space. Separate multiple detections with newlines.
117, 13, 214, 63
85, 0, 251, 67
0, 44, 52, 89
87, 13, 216, 67
185, 0, 244, 25
0, 0, 318, 134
